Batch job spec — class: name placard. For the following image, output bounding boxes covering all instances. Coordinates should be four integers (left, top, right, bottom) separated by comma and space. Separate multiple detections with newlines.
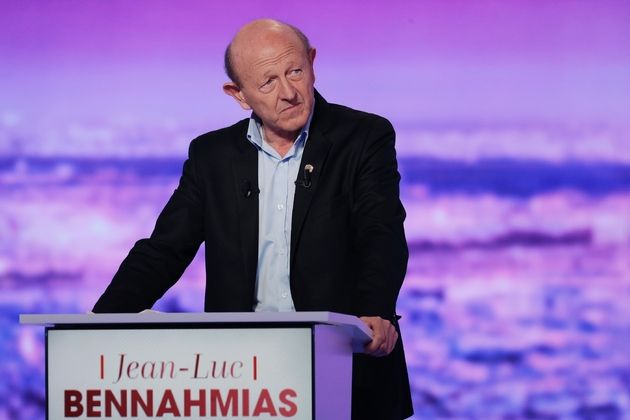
47, 328, 313, 419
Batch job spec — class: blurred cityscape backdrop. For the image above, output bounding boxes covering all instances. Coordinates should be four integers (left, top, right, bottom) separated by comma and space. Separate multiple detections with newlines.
1, 1, 630, 419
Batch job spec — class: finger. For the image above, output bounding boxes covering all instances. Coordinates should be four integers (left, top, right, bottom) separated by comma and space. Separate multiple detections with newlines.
360, 316, 382, 354
375, 320, 397, 356
369, 327, 397, 357
360, 316, 398, 356
363, 328, 385, 354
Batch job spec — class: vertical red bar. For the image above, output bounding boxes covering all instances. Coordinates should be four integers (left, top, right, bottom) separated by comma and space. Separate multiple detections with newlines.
100, 355, 104, 379
253, 356, 257, 381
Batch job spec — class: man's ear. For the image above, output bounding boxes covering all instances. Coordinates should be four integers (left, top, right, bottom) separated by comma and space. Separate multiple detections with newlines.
223, 82, 252, 111
308, 47, 317, 83
309, 47, 317, 64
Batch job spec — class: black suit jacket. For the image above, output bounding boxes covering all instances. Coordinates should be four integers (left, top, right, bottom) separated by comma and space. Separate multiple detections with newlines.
94, 91, 413, 419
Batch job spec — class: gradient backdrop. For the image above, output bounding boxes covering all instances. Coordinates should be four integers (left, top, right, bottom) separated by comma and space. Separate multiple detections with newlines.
1, 1, 630, 419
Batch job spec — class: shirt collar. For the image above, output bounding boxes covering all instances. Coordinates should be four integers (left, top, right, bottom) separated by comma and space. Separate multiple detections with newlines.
246, 99, 315, 150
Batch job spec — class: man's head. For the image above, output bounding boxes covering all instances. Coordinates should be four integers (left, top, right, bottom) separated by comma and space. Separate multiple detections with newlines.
222, 19, 316, 143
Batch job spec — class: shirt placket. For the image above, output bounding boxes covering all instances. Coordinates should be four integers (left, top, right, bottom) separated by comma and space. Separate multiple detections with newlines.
272, 158, 292, 309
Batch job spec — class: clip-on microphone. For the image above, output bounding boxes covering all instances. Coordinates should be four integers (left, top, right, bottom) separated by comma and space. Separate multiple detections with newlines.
242, 180, 260, 198
295, 164, 313, 188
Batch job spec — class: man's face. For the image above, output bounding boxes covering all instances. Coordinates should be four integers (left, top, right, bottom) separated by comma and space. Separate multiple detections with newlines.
224, 29, 316, 142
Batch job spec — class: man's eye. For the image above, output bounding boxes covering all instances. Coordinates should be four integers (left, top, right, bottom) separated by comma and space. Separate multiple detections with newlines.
291, 69, 302, 75
263, 79, 273, 87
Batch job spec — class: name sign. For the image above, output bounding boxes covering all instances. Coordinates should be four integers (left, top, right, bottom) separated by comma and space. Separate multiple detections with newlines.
47, 328, 313, 419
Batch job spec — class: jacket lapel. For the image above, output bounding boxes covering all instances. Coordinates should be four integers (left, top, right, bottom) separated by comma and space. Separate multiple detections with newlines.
291, 91, 333, 266
231, 135, 259, 287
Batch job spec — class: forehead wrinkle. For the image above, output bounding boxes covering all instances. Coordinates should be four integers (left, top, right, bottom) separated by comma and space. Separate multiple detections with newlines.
249, 45, 303, 72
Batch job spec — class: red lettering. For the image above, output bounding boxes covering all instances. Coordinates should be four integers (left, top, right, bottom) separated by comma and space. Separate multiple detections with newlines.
231, 361, 243, 378
131, 389, 153, 416
114, 354, 126, 384
193, 353, 208, 378
141, 362, 155, 378
138, 361, 177, 379
184, 389, 206, 416
279, 389, 298, 417
86, 389, 101, 417
242, 389, 250, 416
62, 387, 295, 418
211, 389, 238, 416
156, 389, 181, 416
162, 361, 176, 378
211, 361, 229, 378
253, 389, 277, 416
115, 355, 177, 383
127, 361, 139, 379
64, 390, 83, 417
105, 390, 127, 416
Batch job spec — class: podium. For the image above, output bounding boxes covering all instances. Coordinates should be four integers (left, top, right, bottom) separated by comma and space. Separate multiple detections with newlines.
20, 312, 372, 419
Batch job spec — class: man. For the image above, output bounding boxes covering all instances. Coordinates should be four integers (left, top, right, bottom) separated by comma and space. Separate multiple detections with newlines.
93, 19, 413, 419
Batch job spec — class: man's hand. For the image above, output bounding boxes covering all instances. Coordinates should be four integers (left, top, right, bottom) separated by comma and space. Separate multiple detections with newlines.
359, 316, 398, 357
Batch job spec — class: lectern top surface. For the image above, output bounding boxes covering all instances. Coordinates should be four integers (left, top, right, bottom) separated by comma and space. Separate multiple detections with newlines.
19, 311, 372, 341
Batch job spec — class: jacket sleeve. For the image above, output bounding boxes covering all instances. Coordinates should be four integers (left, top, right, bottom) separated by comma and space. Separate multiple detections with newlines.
350, 116, 408, 320
92, 140, 206, 313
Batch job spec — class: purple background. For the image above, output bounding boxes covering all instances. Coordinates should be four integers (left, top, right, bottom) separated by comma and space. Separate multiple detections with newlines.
1, 1, 630, 418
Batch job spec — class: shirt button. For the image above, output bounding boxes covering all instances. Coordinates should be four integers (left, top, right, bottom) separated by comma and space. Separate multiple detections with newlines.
279, 248, 286, 255
279, 162, 284, 167
282, 292, 288, 298
278, 204, 284, 210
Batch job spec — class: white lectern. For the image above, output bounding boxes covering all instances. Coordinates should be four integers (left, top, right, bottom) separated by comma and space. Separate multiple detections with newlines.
21, 312, 372, 420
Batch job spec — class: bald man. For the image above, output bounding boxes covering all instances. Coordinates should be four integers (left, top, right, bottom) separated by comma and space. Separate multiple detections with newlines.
94, 19, 413, 419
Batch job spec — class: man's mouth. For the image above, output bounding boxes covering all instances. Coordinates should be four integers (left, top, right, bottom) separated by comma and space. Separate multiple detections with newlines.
280, 103, 301, 114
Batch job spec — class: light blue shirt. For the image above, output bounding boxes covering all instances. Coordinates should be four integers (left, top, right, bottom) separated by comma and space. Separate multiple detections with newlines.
246, 107, 314, 312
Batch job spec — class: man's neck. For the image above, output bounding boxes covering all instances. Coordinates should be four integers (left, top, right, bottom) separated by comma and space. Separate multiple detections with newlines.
262, 126, 300, 158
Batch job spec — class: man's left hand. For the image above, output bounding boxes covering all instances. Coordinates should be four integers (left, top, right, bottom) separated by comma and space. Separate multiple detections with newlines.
359, 316, 398, 357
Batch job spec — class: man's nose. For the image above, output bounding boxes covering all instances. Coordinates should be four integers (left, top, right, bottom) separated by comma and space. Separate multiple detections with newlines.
278, 78, 297, 100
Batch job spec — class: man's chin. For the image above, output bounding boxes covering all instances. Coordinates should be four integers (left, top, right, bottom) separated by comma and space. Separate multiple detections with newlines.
280, 114, 309, 133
